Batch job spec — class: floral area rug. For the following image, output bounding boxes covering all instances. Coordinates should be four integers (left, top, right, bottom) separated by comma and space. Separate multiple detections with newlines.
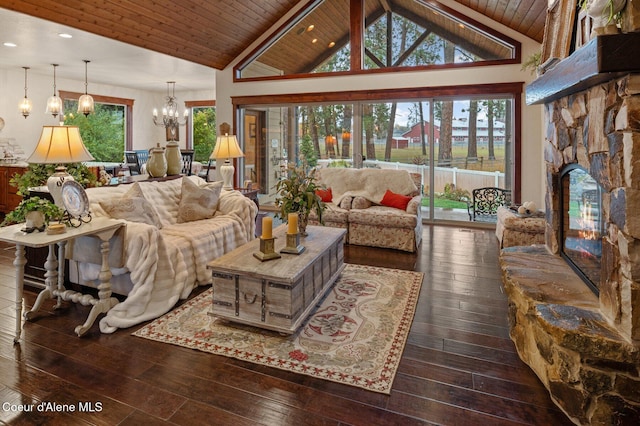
133, 264, 423, 394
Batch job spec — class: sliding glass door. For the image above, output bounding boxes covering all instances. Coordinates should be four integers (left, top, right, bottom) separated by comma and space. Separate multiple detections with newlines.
237, 93, 515, 224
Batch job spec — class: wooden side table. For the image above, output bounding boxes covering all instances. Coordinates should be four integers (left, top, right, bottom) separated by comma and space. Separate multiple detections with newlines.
0, 217, 125, 342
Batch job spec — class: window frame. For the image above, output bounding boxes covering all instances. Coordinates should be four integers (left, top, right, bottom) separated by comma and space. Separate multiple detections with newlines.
232, 82, 523, 202
234, 0, 520, 82
59, 90, 134, 150
185, 100, 216, 150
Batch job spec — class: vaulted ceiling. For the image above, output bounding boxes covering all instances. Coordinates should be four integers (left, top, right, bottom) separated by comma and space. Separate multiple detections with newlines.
1, 0, 545, 72
0, 1, 546, 93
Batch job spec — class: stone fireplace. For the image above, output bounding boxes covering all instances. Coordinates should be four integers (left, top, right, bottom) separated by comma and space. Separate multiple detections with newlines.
500, 34, 640, 425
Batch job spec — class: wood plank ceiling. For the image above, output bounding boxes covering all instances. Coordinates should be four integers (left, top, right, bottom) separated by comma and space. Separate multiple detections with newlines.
0, 0, 546, 71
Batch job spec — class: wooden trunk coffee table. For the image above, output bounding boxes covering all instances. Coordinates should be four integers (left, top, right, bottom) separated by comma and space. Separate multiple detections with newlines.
207, 225, 346, 334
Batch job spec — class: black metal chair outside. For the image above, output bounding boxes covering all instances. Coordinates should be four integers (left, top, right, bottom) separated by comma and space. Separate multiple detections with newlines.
467, 187, 511, 222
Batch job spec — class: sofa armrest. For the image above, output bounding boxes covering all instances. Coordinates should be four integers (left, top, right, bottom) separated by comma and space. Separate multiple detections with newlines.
351, 196, 372, 209
339, 196, 353, 210
407, 195, 422, 216
66, 225, 127, 268
217, 190, 258, 240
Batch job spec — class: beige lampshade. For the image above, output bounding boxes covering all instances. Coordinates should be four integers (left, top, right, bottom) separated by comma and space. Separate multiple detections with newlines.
210, 134, 244, 160
27, 126, 95, 164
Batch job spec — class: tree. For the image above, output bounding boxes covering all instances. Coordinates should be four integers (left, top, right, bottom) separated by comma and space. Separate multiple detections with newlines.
63, 101, 125, 163
341, 105, 353, 158
409, 102, 428, 156
384, 103, 397, 161
467, 100, 478, 159
363, 104, 376, 160
308, 107, 321, 158
479, 100, 506, 160
299, 134, 317, 167
192, 107, 216, 162
437, 40, 455, 164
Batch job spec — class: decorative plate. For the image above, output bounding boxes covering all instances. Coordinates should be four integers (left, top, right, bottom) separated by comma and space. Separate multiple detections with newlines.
61, 180, 90, 218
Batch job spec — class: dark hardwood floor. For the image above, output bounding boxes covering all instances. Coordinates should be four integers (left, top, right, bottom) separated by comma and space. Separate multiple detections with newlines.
0, 225, 574, 425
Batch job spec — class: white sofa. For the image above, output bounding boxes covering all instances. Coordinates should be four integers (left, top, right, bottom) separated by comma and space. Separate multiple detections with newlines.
309, 168, 422, 252
67, 175, 257, 333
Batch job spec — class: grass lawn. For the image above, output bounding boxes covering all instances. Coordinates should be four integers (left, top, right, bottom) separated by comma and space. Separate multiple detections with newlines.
422, 197, 468, 209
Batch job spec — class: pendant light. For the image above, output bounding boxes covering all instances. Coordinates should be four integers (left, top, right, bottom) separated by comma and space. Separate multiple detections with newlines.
78, 59, 94, 116
45, 64, 63, 118
18, 66, 33, 118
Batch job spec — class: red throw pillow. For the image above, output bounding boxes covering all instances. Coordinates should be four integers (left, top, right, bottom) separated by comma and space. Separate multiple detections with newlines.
380, 189, 412, 210
316, 187, 332, 202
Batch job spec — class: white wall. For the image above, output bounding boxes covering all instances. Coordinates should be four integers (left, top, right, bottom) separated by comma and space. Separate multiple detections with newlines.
0, 68, 214, 158
215, 0, 546, 207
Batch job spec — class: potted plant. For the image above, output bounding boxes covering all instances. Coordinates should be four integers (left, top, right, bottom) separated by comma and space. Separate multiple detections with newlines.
274, 158, 325, 235
580, 0, 626, 37
9, 163, 98, 197
521, 51, 541, 76
1, 196, 63, 232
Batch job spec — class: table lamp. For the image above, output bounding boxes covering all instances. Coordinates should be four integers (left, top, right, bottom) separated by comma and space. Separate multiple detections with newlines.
211, 123, 244, 190
27, 125, 94, 207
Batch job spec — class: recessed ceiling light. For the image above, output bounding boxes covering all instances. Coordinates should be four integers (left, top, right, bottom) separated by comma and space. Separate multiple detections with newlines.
3, 42, 17, 47
312, 38, 318, 44
328, 41, 335, 48
307, 25, 314, 32
58, 33, 73, 39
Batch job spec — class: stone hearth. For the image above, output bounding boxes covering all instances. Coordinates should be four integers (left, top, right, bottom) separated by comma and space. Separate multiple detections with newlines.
501, 247, 639, 424
506, 33, 640, 425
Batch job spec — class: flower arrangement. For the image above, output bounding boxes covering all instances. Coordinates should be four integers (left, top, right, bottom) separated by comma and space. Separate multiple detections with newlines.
274, 158, 326, 234
1, 196, 63, 227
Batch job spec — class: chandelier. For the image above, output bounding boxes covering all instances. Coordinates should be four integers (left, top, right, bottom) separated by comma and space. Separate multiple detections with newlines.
78, 60, 95, 117
18, 66, 32, 118
45, 64, 62, 118
152, 81, 188, 141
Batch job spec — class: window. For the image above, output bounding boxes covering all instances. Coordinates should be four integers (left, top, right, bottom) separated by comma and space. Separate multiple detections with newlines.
60, 91, 133, 163
235, 83, 521, 223
236, 0, 519, 80
363, 0, 515, 69
186, 101, 216, 163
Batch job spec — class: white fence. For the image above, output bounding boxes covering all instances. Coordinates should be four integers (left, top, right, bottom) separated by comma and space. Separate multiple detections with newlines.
318, 159, 505, 194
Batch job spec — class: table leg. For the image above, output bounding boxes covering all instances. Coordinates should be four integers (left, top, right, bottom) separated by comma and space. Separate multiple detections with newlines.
24, 244, 58, 320
54, 241, 67, 309
13, 244, 26, 344
24, 244, 57, 321
74, 231, 120, 337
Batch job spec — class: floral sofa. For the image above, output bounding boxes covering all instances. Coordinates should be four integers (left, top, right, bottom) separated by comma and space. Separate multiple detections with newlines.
66, 175, 257, 333
309, 168, 422, 252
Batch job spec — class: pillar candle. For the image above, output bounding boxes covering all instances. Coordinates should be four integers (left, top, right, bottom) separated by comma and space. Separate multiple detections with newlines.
287, 213, 298, 234
262, 216, 273, 239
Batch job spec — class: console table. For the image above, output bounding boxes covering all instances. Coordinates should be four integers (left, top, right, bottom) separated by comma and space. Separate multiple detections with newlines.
0, 217, 125, 342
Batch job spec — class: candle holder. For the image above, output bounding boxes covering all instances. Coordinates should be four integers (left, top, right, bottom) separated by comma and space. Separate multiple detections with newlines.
253, 236, 281, 261
280, 232, 305, 255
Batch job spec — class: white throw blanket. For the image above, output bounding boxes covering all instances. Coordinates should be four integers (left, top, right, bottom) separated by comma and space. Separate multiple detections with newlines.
99, 221, 189, 332
76, 176, 257, 333
318, 168, 417, 205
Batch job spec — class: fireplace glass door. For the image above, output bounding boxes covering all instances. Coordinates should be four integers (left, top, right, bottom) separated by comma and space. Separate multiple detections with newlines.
561, 165, 603, 294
